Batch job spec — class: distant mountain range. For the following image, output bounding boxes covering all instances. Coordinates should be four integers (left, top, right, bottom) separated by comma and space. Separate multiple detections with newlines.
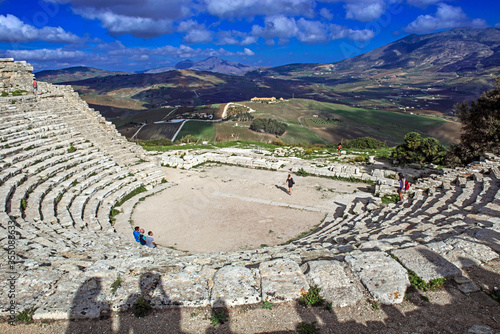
141, 57, 257, 75
38, 28, 500, 116
250, 28, 500, 76
35, 66, 129, 83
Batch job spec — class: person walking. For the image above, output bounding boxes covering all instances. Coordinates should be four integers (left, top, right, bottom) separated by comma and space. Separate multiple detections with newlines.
286, 174, 295, 196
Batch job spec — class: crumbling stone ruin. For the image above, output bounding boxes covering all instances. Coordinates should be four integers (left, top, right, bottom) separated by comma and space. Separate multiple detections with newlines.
0, 59, 499, 320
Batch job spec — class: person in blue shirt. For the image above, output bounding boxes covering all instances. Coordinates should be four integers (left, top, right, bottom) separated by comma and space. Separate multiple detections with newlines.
133, 226, 141, 242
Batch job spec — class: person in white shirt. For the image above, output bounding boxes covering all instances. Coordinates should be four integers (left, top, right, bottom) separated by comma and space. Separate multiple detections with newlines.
145, 231, 157, 248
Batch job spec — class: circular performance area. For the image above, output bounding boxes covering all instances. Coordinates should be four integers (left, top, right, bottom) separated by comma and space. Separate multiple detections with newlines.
130, 165, 374, 252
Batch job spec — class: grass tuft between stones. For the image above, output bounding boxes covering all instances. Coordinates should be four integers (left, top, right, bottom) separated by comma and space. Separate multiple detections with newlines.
210, 309, 228, 326
298, 285, 325, 307
111, 275, 122, 294
15, 307, 36, 325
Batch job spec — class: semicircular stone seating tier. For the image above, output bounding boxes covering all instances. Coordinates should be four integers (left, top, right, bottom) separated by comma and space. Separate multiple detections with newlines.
0, 58, 499, 320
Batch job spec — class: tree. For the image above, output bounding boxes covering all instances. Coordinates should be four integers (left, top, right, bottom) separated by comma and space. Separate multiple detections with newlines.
404, 132, 422, 151
454, 77, 500, 162
392, 132, 446, 165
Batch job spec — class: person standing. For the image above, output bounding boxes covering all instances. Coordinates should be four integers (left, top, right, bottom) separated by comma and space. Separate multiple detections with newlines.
337, 142, 342, 156
397, 173, 405, 204
33, 78, 38, 95
286, 174, 295, 196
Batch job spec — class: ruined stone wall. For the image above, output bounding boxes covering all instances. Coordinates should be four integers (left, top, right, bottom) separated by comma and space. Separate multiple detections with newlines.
0, 58, 34, 93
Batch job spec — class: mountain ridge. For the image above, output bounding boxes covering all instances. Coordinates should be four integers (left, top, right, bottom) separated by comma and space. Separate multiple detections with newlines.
35, 66, 130, 83
142, 57, 256, 75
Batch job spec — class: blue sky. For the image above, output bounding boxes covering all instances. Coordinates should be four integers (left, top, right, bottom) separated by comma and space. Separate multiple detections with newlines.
1, 0, 499, 72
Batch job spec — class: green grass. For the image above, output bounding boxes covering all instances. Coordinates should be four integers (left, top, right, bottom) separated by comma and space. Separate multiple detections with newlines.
282, 125, 329, 145
15, 308, 36, 324
111, 275, 122, 294
298, 286, 325, 307
176, 121, 216, 141
381, 194, 399, 204
210, 310, 228, 326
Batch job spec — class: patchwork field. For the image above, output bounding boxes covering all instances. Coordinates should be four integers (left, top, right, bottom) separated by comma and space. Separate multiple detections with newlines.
111, 98, 458, 146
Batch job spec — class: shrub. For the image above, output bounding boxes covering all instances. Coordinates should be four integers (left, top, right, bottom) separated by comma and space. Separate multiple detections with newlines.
343, 137, 387, 149
1, 91, 8, 97
304, 148, 314, 155
451, 77, 500, 165
180, 134, 197, 143
273, 139, 285, 146
296, 168, 309, 177
392, 132, 446, 165
250, 118, 287, 136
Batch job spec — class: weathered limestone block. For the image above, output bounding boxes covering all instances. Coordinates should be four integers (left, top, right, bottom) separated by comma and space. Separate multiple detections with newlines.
426, 236, 499, 268
259, 259, 309, 302
345, 251, 409, 304
302, 260, 365, 307
211, 266, 260, 306
391, 245, 462, 282
33, 277, 110, 320
160, 270, 213, 307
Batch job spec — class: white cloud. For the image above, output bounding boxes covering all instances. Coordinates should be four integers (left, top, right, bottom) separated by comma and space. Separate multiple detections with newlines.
320, 8, 334, 20
297, 18, 329, 43
346, 28, 375, 41
241, 36, 258, 45
47, 0, 194, 21
344, 0, 386, 21
329, 23, 374, 41
317, 0, 400, 22
251, 16, 299, 39
74, 8, 174, 38
203, 0, 315, 19
239, 48, 255, 56
3, 48, 87, 61
252, 15, 374, 43
0, 14, 80, 43
106, 43, 244, 59
406, 3, 488, 33
178, 20, 213, 44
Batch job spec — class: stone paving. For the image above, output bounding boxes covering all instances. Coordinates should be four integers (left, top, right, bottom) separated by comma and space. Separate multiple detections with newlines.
0, 59, 499, 321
